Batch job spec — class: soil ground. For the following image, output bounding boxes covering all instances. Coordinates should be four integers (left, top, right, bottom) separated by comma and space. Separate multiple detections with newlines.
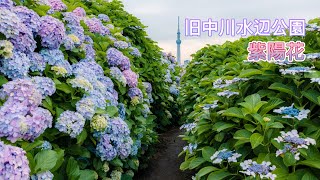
134, 127, 193, 180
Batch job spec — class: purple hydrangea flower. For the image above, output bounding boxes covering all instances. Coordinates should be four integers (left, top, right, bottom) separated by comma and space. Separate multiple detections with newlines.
106, 47, 126, 67
122, 69, 138, 88
143, 82, 152, 93
0, 0, 14, 9
40, 49, 72, 75
63, 12, 81, 26
0, 51, 30, 79
129, 47, 142, 57
13, 6, 41, 33
84, 17, 104, 34
72, 7, 86, 17
128, 88, 143, 99
0, 141, 30, 179
119, 56, 131, 71
47, 0, 67, 14
38, 16, 66, 49
55, 111, 85, 138
114, 41, 129, 49
96, 135, 118, 161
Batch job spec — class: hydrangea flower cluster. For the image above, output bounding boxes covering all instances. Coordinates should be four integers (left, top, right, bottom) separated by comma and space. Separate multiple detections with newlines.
13, 6, 41, 33
118, 103, 126, 120
310, 78, 320, 85
306, 52, 320, 59
180, 123, 197, 132
202, 100, 219, 110
279, 66, 314, 75
40, 49, 72, 76
98, 14, 110, 22
72, 7, 86, 17
31, 76, 56, 99
39, 141, 52, 150
169, 84, 179, 96
31, 171, 54, 180
274, 130, 316, 160
0, 40, 13, 58
128, 87, 143, 100
110, 67, 127, 86
0, 141, 30, 180
38, 16, 66, 49
84, 17, 104, 34
122, 69, 138, 88
0, 79, 53, 142
240, 160, 276, 180
129, 47, 141, 57
114, 41, 129, 49
106, 48, 131, 70
0, 51, 30, 79
210, 149, 242, 164
143, 82, 153, 103
28, 52, 46, 73
273, 103, 310, 120
183, 143, 197, 154
90, 114, 109, 132
217, 90, 239, 98
55, 111, 85, 138
213, 77, 249, 89
96, 117, 133, 161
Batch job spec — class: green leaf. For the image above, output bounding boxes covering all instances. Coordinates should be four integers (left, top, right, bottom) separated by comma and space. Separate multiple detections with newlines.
269, 82, 298, 97
244, 124, 256, 132
239, 94, 266, 113
180, 160, 191, 171
302, 90, 320, 105
77, 129, 87, 145
202, 147, 215, 161
189, 157, 206, 169
250, 133, 263, 149
79, 170, 98, 180
110, 158, 123, 167
222, 107, 244, 119
298, 159, 320, 169
106, 106, 118, 117
196, 166, 219, 178
0, 75, 8, 86
67, 157, 80, 180
302, 171, 318, 180
268, 122, 284, 129
283, 153, 296, 167
66, 145, 91, 158
260, 98, 284, 115
207, 170, 232, 180
51, 149, 64, 172
128, 159, 139, 170
212, 122, 235, 132
34, 150, 58, 172
239, 69, 262, 78
234, 129, 252, 140
56, 82, 73, 94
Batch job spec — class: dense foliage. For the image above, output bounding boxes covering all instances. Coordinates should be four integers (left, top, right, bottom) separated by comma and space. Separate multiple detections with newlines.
0, 0, 180, 179
179, 21, 320, 179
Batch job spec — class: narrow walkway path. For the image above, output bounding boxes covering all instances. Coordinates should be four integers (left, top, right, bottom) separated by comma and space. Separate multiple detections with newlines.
135, 127, 193, 180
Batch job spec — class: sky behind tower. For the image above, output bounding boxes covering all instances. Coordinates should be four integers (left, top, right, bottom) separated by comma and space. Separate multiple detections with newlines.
121, 0, 320, 63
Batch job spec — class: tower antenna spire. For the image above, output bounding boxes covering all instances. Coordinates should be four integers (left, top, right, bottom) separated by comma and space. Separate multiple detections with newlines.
176, 16, 181, 65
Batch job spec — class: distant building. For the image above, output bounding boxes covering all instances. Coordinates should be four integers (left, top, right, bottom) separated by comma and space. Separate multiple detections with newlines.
176, 16, 181, 65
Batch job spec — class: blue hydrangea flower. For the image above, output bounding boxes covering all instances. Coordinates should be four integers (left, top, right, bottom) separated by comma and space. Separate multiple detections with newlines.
180, 123, 196, 132
28, 52, 46, 73
31, 171, 54, 180
98, 14, 110, 22
110, 67, 127, 86
273, 103, 310, 120
169, 84, 179, 96
183, 143, 197, 154
39, 141, 52, 150
55, 111, 85, 138
31, 76, 56, 99
240, 160, 276, 180
0, 51, 30, 79
210, 149, 241, 164
280, 66, 314, 75
76, 97, 96, 120
118, 103, 126, 120
128, 87, 143, 99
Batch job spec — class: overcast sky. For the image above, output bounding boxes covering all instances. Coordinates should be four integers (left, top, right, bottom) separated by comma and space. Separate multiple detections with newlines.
121, 0, 320, 63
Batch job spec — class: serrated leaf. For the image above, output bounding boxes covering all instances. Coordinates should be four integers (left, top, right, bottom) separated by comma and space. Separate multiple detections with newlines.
250, 133, 263, 149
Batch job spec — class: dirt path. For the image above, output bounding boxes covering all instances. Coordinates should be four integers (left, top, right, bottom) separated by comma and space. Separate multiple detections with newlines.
134, 127, 193, 180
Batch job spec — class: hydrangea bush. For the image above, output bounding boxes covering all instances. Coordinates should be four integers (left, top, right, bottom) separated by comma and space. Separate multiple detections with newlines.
0, 0, 178, 179
179, 22, 320, 179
